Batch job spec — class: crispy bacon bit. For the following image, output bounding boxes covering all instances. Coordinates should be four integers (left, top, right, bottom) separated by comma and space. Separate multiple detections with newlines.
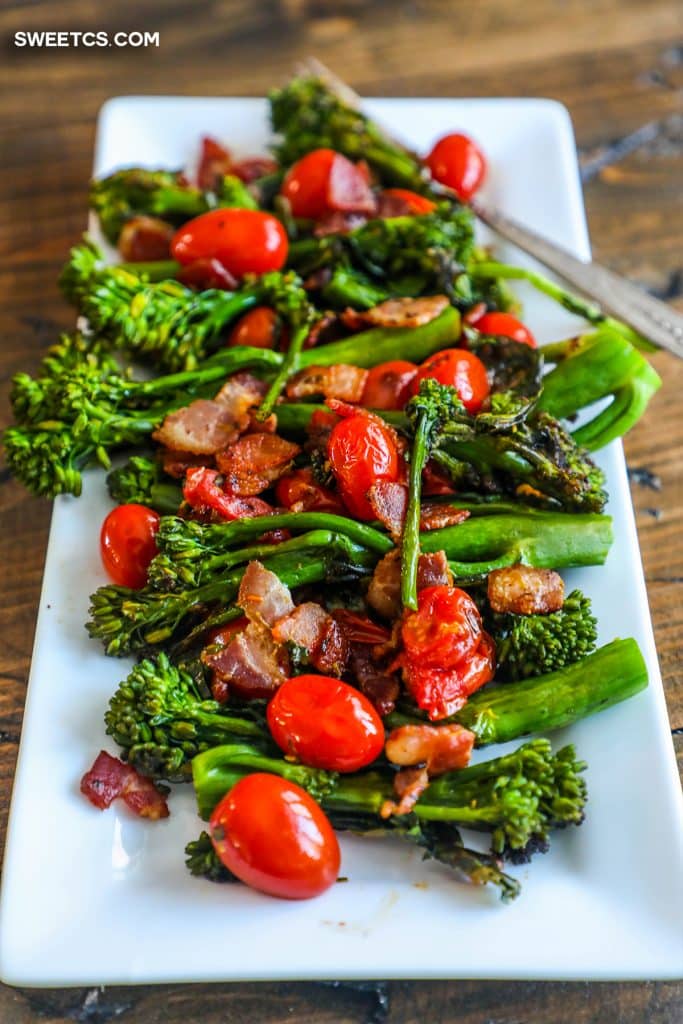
177, 257, 237, 291
183, 467, 273, 521
367, 482, 408, 540
161, 448, 212, 479
419, 503, 470, 531
231, 156, 279, 183
346, 645, 400, 716
197, 136, 232, 190
273, 602, 349, 676
422, 461, 456, 496
328, 154, 377, 214
118, 216, 174, 262
303, 312, 339, 350
214, 372, 269, 430
153, 399, 240, 455
380, 766, 430, 818
238, 561, 295, 628
463, 302, 487, 326
340, 296, 450, 331
332, 609, 391, 646
375, 191, 417, 219
286, 364, 368, 403
216, 434, 300, 496
367, 550, 454, 620
313, 211, 368, 237
303, 267, 333, 291
306, 408, 340, 450
80, 750, 169, 819
488, 565, 565, 615
205, 622, 289, 700
385, 723, 475, 775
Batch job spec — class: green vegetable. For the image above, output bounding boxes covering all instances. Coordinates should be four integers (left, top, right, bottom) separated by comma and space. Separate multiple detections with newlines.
487, 589, 598, 681
106, 456, 183, 514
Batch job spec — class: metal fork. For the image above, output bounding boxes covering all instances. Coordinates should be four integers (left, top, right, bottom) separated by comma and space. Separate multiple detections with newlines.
297, 57, 683, 358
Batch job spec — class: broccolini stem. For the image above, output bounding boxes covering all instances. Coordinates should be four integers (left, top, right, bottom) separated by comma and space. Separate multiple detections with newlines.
401, 412, 430, 610
117, 259, 180, 281
256, 323, 310, 420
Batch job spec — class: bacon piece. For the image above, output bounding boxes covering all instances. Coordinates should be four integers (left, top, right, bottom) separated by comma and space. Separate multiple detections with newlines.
118, 216, 174, 262
375, 191, 417, 218
216, 434, 300, 496
197, 136, 232, 190
346, 645, 400, 716
488, 565, 565, 616
327, 154, 377, 214
80, 750, 169, 820
367, 482, 408, 540
231, 156, 278, 183
340, 296, 450, 331
314, 211, 368, 237
183, 467, 273, 521
303, 267, 333, 290
380, 766, 430, 818
384, 723, 475, 775
286, 364, 368, 403
153, 399, 240, 455
273, 602, 349, 676
205, 622, 289, 700
332, 609, 391, 646
214, 372, 269, 430
422, 461, 456, 496
161, 448, 213, 479
238, 560, 294, 628
367, 550, 454, 620
303, 312, 339, 350
419, 504, 470, 531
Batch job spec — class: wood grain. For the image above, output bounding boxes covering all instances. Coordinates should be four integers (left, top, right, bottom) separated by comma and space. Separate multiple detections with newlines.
0, 0, 681, 1019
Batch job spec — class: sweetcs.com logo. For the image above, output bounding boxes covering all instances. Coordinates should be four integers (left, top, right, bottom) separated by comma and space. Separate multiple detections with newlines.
14, 30, 160, 48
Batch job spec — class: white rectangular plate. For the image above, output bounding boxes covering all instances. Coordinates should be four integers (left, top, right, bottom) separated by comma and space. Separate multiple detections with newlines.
1, 97, 682, 986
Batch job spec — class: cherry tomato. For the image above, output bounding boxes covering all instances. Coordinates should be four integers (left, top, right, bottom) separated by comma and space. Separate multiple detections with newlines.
401, 585, 483, 670
177, 257, 237, 291
361, 360, 418, 411
475, 312, 537, 349
275, 468, 345, 514
171, 208, 288, 278
227, 306, 280, 349
117, 216, 174, 262
267, 674, 385, 773
281, 149, 375, 218
405, 632, 496, 720
425, 132, 487, 201
100, 504, 160, 589
209, 773, 340, 899
380, 188, 437, 215
327, 411, 401, 520
412, 348, 489, 415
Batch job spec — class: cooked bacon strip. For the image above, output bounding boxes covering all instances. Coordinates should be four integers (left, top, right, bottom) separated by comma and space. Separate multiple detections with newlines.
183, 467, 274, 521
367, 550, 454, 619
314, 211, 368, 237
374, 191, 417, 218
346, 645, 400, 717
380, 766, 430, 819
118, 216, 174, 262
340, 295, 450, 331
419, 504, 470, 531
216, 434, 300, 496
214, 372, 269, 430
238, 561, 294, 628
367, 481, 408, 540
286, 364, 368, 403
332, 609, 391, 646
488, 565, 565, 615
161, 448, 213, 479
197, 135, 232, 190
205, 622, 289, 700
152, 399, 240, 455
273, 602, 349, 676
231, 156, 278, 183
385, 723, 475, 775
327, 154, 377, 214
80, 750, 169, 820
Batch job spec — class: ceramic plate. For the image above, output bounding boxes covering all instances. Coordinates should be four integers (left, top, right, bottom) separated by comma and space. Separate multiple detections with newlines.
1, 97, 682, 985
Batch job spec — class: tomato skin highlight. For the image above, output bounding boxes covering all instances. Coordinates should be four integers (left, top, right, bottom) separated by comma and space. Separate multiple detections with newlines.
413, 347, 490, 415
327, 412, 401, 520
380, 188, 437, 215
171, 208, 288, 278
267, 674, 385, 773
362, 360, 418, 411
100, 504, 160, 589
209, 773, 340, 899
227, 306, 280, 349
425, 132, 487, 201
475, 312, 537, 349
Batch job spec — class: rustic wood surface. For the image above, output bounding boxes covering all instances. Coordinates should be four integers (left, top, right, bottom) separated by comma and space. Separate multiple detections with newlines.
0, 0, 681, 1019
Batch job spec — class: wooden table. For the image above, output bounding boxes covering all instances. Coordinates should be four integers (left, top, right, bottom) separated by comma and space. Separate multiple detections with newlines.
0, 1, 681, 1019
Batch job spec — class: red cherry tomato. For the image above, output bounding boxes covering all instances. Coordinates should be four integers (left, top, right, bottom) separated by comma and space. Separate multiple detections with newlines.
405, 632, 496, 721
401, 585, 483, 670
413, 348, 490, 414
227, 306, 280, 349
100, 504, 160, 589
275, 468, 345, 514
380, 188, 437, 215
176, 257, 238, 291
475, 312, 537, 349
171, 209, 288, 278
209, 773, 340, 899
425, 132, 487, 201
267, 674, 385, 773
327, 412, 401, 520
361, 360, 418, 411
281, 149, 375, 219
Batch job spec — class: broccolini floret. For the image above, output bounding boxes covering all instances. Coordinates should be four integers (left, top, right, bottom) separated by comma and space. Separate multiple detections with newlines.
106, 456, 182, 514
